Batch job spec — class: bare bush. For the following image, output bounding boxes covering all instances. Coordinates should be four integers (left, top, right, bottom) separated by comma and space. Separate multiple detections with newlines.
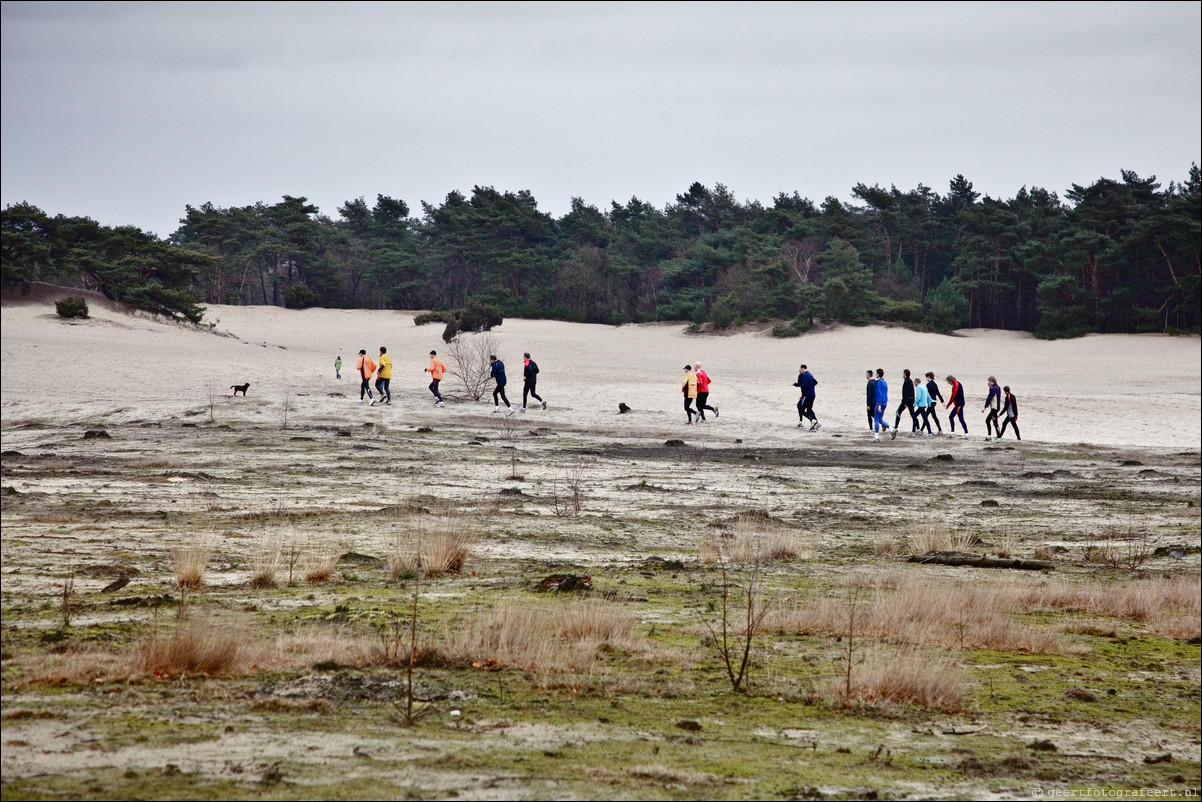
553, 459, 587, 516
446, 333, 499, 401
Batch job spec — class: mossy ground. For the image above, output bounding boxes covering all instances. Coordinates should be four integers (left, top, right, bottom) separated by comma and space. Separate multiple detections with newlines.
2, 418, 1199, 800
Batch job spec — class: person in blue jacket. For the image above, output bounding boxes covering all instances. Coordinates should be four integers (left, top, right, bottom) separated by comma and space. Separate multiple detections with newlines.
913, 377, 933, 436
873, 368, 891, 442
489, 355, 515, 416
794, 363, 820, 430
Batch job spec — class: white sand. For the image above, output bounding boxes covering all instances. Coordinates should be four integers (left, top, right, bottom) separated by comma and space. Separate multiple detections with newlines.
2, 286, 1199, 450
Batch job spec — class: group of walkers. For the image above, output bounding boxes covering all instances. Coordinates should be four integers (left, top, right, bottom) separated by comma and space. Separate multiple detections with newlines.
333, 349, 1018, 442
334, 348, 548, 414
863, 369, 1020, 442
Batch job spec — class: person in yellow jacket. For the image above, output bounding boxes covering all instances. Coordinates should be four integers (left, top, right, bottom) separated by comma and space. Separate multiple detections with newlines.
681, 364, 698, 424
356, 350, 376, 404
425, 350, 446, 407
373, 346, 393, 405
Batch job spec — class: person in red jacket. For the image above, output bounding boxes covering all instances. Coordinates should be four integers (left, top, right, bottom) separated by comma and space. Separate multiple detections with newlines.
694, 362, 718, 423
945, 375, 968, 438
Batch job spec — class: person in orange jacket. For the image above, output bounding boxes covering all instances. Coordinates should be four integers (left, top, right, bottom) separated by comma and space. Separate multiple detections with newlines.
425, 350, 446, 407
356, 349, 376, 404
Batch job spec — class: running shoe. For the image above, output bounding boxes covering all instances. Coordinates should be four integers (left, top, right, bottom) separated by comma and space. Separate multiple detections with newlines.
542, 400, 547, 410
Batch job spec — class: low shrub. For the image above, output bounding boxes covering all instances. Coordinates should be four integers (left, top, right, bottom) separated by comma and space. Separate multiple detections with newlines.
54, 295, 89, 319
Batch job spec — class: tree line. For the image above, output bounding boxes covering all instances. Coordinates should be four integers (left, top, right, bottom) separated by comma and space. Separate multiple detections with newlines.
3, 166, 1198, 337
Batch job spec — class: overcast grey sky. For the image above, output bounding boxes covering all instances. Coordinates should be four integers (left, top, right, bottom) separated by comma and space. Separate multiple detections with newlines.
2, 1, 1199, 238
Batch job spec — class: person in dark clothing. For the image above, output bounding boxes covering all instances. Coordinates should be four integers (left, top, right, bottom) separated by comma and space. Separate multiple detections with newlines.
983, 376, 1001, 440
924, 372, 944, 435
865, 370, 877, 430
892, 368, 917, 438
946, 375, 968, 437
489, 355, 515, 415
520, 352, 545, 412
998, 385, 1021, 440
793, 364, 820, 430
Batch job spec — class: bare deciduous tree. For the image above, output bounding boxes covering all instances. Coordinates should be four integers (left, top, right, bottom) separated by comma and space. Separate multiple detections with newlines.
446, 333, 499, 401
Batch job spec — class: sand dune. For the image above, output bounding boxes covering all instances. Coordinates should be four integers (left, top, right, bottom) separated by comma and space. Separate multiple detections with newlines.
2, 285, 1199, 450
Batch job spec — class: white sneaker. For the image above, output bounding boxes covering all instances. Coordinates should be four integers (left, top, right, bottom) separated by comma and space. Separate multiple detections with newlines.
520, 407, 526, 413
369, 398, 377, 406
438, 401, 445, 407
541, 400, 547, 410
962, 433, 970, 439
357, 399, 364, 404
492, 407, 500, 414
872, 434, 880, 442
507, 407, 515, 416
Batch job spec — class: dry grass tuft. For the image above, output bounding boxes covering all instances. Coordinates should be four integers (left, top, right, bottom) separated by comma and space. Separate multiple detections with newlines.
909, 515, 950, 554
767, 574, 1068, 654
701, 514, 812, 564
825, 647, 964, 712
873, 532, 899, 557
172, 536, 212, 590
300, 537, 340, 584
443, 598, 637, 673
252, 697, 337, 714
422, 513, 479, 577
134, 619, 249, 677
248, 538, 282, 589
21, 648, 122, 686
387, 531, 423, 580
995, 530, 1017, 559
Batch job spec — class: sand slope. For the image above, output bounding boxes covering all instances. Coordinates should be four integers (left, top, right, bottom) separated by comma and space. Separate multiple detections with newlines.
2, 286, 1199, 450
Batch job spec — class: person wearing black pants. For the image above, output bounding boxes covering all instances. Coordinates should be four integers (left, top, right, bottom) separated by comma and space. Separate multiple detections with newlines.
983, 376, 1001, 440
794, 364, 819, 430
892, 368, 917, 438
489, 354, 515, 415
998, 385, 1021, 440
924, 371, 944, 435
865, 370, 877, 430
521, 352, 545, 412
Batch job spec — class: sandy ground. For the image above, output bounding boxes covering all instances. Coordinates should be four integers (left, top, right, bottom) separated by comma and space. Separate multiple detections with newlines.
2, 286, 1200, 800
2, 285, 1199, 449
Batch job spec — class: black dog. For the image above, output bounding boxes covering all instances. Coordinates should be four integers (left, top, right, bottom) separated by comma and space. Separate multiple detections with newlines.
231, 383, 250, 396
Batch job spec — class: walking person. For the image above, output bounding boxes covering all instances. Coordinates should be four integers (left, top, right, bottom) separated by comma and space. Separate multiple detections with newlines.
794, 364, 820, 430
694, 362, 718, 422
983, 376, 1001, 440
520, 352, 546, 412
924, 372, 944, 435
681, 365, 698, 424
865, 370, 878, 430
489, 355, 515, 415
873, 368, 892, 442
334, 355, 342, 380
355, 349, 376, 404
374, 346, 392, 405
946, 375, 968, 438
425, 350, 446, 407
913, 377, 933, 436
893, 368, 918, 436
998, 385, 1021, 441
